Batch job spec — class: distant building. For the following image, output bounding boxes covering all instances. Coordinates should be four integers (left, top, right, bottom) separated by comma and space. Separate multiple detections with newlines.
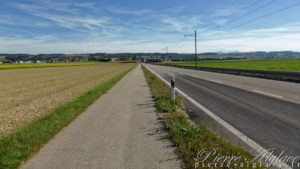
110, 57, 119, 62
98, 58, 110, 62
24, 61, 32, 64
0, 61, 2, 64
144, 58, 162, 63
80, 57, 89, 62
110, 57, 138, 62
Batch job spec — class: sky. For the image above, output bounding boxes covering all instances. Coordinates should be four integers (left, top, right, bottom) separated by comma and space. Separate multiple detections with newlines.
0, 0, 300, 54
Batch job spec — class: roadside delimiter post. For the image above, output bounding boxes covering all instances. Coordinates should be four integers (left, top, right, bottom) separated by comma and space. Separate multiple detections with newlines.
171, 75, 175, 100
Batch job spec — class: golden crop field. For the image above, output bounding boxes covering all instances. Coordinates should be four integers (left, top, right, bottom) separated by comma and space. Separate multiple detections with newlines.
0, 63, 135, 138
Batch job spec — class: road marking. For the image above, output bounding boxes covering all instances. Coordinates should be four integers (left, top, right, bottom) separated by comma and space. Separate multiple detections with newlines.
176, 72, 224, 84
189, 74, 198, 78
144, 64, 291, 169
252, 90, 284, 99
208, 79, 223, 84
173, 69, 286, 101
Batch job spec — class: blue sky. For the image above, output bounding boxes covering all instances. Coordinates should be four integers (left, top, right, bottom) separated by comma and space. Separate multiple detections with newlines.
1, 0, 300, 54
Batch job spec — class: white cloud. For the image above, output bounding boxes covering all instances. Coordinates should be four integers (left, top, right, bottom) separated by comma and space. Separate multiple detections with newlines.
214, 7, 241, 17
0, 15, 21, 25
162, 16, 202, 32
107, 7, 152, 15
164, 6, 187, 14
199, 34, 300, 52
1, 20, 300, 54
2, 1, 300, 54
165, 23, 300, 53
14, 2, 112, 32
16, 1, 96, 15
1, 29, 300, 54
37, 13, 109, 30
35, 22, 50, 27
211, 4, 246, 19
0, 36, 170, 54
214, 19, 228, 25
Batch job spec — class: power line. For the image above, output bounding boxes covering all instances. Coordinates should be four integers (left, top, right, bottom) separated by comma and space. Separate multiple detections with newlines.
240, 0, 263, 11
162, 47, 168, 53
172, 1, 300, 53
222, 0, 277, 27
166, 36, 186, 54
165, 1, 274, 53
205, 0, 277, 33
172, 36, 186, 47
200, 1, 300, 40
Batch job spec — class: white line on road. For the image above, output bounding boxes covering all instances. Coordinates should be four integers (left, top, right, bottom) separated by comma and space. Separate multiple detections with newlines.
144, 64, 291, 169
172, 69, 288, 103
176, 72, 224, 84
189, 74, 198, 78
252, 90, 284, 99
208, 79, 223, 84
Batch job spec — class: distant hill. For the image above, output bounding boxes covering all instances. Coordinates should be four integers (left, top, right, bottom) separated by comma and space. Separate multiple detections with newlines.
1, 51, 300, 63
193, 51, 300, 60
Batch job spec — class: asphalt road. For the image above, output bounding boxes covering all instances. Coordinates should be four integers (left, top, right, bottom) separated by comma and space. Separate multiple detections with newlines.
21, 65, 181, 169
151, 64, 300, 105
146, 64, 300, 165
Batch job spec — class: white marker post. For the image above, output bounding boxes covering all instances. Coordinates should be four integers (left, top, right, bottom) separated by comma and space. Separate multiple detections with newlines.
171, 75, 175, 100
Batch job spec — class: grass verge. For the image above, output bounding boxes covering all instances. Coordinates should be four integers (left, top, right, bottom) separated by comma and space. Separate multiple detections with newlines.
142, 65, 265, 169
0, 61, 104, 70
160, 58, 300, 72
0, 64, 136, 169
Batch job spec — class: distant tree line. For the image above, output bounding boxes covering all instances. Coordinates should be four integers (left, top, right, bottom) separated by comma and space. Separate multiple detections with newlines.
1, 51, 300, 64
89, 51, 300, 59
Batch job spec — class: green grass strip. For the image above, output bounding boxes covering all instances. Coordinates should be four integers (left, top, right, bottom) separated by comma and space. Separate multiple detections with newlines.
0, 62, 104, 70
142, 65, 265, 169
0, 64, 136, 169
160, 58, 300, 72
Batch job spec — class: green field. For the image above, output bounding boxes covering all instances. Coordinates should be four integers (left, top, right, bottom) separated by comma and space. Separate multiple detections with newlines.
0, 56, 6, 61
163, 59, 300, 72
0, 62, 103, 70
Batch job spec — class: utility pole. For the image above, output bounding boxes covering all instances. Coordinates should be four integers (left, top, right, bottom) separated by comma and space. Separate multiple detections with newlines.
194, 31, 197, 66
184, 30, 198, 67
162, 47, 168, 61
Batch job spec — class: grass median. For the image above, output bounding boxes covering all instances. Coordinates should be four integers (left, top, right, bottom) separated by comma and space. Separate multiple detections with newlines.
161, 58, 300, 72
142, 65, 265, 169
0, 64, 136, 169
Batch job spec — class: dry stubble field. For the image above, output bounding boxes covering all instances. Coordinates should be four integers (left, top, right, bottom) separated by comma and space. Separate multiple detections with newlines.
0, 63, 135, 138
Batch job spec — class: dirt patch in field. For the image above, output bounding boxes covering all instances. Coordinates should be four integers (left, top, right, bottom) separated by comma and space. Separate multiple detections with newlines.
0, 63, 135, 138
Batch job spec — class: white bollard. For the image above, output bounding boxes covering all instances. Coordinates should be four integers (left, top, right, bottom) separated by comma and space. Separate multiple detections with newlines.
171, 75, 175, 100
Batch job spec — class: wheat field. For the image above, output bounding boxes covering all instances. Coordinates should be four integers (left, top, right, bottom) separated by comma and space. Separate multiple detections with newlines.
0, 63, 135, 138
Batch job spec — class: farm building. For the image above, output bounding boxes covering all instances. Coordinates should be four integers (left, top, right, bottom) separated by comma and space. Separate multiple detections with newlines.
24, 61, 33, 64
144, 58, 162, 63
110, 57, 120, 62
80, 57, 89, 62
110, 56, 138, 62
